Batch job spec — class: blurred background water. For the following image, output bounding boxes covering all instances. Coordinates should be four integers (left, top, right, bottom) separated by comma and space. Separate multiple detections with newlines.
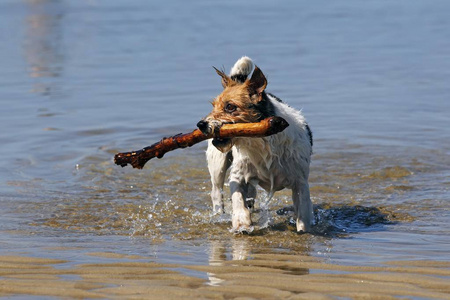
0, 0, 449, 283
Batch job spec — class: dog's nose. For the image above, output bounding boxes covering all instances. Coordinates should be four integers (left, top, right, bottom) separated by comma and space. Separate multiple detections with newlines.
197, 120, 208, 131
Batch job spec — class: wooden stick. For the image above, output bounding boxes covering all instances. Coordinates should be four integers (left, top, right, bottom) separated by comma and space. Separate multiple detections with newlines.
114, 116, 289, 169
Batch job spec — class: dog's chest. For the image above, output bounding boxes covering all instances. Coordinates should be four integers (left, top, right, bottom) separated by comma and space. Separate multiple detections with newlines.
233, 136, 296, 191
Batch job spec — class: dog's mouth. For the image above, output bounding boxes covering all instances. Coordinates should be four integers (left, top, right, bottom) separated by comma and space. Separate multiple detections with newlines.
212, 137, 233, 153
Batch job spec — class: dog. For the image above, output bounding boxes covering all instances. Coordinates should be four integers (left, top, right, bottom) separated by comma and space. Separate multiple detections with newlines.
197, 57, 313, 233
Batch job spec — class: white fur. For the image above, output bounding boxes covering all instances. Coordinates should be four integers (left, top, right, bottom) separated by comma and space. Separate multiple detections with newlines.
205, 57, 313, 233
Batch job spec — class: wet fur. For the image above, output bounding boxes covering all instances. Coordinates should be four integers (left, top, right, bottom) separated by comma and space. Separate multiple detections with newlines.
199, 57, 313, 233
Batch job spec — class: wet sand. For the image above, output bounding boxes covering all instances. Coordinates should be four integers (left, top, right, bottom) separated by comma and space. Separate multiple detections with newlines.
1, 252, 449, 299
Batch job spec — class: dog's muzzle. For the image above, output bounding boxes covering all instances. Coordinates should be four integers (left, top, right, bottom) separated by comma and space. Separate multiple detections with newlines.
196, 120, 210, 134
197, 119, 233, 153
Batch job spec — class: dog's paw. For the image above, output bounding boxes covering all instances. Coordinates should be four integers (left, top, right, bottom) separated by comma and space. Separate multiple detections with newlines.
231, 225, 254, 234
213, 204, 224, 215
232, 209, 252, 233
296, 218, 311, 233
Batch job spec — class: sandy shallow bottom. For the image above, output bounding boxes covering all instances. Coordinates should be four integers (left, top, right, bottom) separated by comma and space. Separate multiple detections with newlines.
1, 252, 449, 299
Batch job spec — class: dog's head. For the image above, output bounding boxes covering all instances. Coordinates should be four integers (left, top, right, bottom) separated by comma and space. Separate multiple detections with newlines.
197, 66, 269, 152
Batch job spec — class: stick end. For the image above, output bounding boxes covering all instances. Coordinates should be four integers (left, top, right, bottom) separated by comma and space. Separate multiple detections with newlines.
114, 153, 129, 167
268, 116, 289, 134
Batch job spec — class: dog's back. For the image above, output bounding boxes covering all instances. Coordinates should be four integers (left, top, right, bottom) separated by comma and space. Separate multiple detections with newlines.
202, 57, 313, 232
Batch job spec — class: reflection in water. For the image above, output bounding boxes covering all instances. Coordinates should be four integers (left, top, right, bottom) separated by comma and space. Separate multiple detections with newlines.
207, 238, 311, 286
207, 241, 227, 286
230, 239, 250, 261
207, 239, 253, 286
23, 0, 64, 95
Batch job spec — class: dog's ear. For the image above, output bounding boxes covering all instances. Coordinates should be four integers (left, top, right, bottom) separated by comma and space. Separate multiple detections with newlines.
213, 67, 232, 88
247, 66, 267, 99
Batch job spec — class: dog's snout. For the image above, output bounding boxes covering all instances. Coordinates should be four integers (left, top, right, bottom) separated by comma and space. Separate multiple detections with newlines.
197, 120, 208, 131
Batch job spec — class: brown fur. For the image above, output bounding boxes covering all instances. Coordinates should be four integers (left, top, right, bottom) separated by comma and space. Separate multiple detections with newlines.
205, 66, 269, 126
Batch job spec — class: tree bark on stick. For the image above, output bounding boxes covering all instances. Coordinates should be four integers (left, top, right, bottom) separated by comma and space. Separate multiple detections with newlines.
114, 116, 289, 169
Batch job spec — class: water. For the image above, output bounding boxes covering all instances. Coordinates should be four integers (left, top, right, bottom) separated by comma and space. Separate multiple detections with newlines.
1, 0, 449, 298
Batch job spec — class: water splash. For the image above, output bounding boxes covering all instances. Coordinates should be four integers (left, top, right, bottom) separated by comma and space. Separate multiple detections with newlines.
276, 203, 406, 237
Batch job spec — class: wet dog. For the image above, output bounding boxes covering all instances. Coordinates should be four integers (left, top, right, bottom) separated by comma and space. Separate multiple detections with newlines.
197, 57, 313, 233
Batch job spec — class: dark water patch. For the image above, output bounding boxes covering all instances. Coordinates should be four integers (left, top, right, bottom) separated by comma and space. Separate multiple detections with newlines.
276, 265, 309, 276
38, 112, 63, 118
384, 185, 415, 192
367, 166, 413, 179
312, 203, 403, 236
275, 203, 408, 238
76, 128, 118, 137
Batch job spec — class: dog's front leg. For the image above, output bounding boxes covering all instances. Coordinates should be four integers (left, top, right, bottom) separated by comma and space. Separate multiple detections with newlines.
292, 183, 313, 233
229, 180, 252, 232
206, 141, 233, 214
228, 155, 254, 232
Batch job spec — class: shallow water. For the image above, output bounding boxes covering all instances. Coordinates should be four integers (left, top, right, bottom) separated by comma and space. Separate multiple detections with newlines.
1, 0, 449, 298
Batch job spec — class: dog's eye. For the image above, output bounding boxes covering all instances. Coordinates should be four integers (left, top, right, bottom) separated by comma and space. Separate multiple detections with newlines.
225, 103, 237, 113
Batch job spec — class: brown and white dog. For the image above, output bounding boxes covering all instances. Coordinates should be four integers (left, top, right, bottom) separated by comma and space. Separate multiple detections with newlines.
197, 57, 313, 233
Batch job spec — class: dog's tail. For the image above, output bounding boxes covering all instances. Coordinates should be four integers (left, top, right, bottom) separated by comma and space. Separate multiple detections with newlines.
230, 56, 254, 83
